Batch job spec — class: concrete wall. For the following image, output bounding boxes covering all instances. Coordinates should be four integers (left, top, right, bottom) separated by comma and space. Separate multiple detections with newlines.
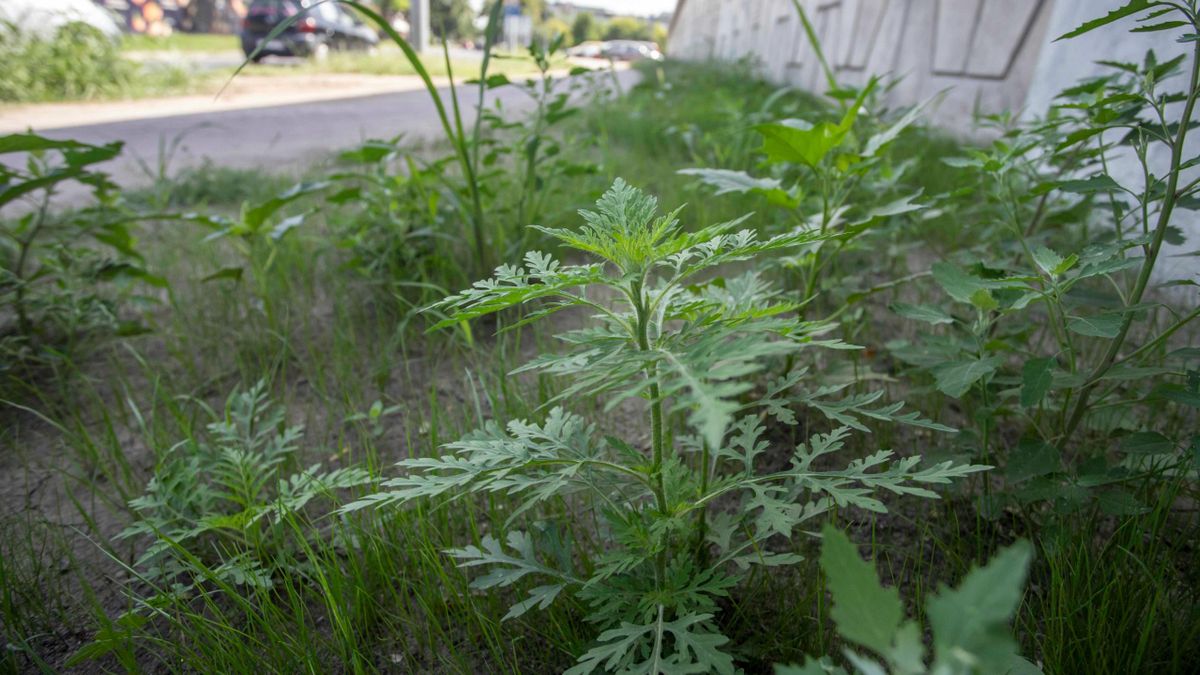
667, 0, 1199, 287
668, 0, 1052, 134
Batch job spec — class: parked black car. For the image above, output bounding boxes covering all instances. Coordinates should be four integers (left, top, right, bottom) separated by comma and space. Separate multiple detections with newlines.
241, 0, 378, 61
601, 40, 664, 62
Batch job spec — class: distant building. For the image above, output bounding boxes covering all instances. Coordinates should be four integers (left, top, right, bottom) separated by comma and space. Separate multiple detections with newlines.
546, 2, 618, 21
668, 0, 1198, 283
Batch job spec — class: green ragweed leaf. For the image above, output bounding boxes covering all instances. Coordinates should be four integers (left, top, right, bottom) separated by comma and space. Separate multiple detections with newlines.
1020, 358, 1055, 407
928, 541, 1034, 673
820, 525, 903, 655
933, 356, 1004, 398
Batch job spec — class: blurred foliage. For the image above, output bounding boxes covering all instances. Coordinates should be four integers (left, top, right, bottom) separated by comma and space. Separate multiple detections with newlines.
0, 21, 191, 103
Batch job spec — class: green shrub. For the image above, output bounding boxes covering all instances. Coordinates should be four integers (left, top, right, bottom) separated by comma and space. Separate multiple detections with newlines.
0, 21, 188, 103
0, 133, 162, 380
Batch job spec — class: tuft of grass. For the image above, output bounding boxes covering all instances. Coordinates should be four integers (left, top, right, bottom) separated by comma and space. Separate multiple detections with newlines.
1025, 478, 1200, 674
126, 161, 297, 210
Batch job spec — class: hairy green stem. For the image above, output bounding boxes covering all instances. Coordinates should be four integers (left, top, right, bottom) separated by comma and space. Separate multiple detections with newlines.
633, 278, 669, 586
695, 441, 711, 561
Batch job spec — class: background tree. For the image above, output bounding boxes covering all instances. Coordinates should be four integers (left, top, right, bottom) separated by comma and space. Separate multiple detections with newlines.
376, 0, 411, 25
431, 0, 477, 41
535, 16, 571, 45
522, 0, 546, 23
651, 22, 667, 47
603, 16, 651, 41
570, 12, 597, 45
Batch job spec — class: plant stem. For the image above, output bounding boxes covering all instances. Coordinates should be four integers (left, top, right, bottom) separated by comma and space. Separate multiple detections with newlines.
1060, 39, 1200, 447
517, 68, 549, 229
13, 191, 53, 337
633, 278, 669, 585
695, 440, 711, 561
440, 44, 489, 273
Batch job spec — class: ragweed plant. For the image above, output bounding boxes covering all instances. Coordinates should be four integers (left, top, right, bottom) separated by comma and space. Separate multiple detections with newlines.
74, 383, 372, 667
348, 179, 985, 672
679, 0, 935, 310
889, 1, 1200, 516
119, 382, 371, 591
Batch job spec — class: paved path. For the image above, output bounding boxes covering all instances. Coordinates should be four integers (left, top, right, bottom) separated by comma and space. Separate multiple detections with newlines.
0, 66, 638, 205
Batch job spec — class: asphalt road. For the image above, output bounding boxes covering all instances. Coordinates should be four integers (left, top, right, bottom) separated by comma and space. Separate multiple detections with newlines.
2, 67, 640, 206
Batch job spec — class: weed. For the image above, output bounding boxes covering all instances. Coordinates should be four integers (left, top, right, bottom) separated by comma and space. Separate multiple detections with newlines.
778, 525, 1035, 675
888, 4, 1200, 515
349, 180, 984, 672
0, 134, 164, 389
0, 22, 190, 103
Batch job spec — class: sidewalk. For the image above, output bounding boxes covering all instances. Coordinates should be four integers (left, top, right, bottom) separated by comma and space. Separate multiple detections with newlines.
0, 59, 625, 134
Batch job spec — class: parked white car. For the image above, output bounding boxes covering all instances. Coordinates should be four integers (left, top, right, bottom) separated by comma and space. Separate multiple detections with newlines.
0, 0, 123, 40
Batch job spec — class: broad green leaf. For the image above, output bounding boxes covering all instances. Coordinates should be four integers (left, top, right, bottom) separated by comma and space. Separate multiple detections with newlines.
820, 525, 903, 656
1006, 440, 1060, 483
888, 621, 927, 674
756, 77, 876, 167
1020, 358, 1055, 407
756, 119, 850, 168
1097, 489, 1148, 516
1031, 246, 1078, 277
338, 140, 397, 164
927, 540, 1033, 673
677, 168, 799, 206
241, 181, 328, 232
1158, 385, 1200, 408
0, 133, 93, 154
932, 263, 984, 304
934, 357, 1004, 398
941, 156, 979, 168
1067, 313, 1123, 338
566, 612, 735, 675
1119, 431, 1173, 454
201, 267, 244, 283
931, 262, 1027, 305
1057, 174, 1121, 193
970, 288, 999, 311
852, 191, 925, 224
891, 303, 954, 325
270, 212, 308, 241
677, 168, 783, 195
